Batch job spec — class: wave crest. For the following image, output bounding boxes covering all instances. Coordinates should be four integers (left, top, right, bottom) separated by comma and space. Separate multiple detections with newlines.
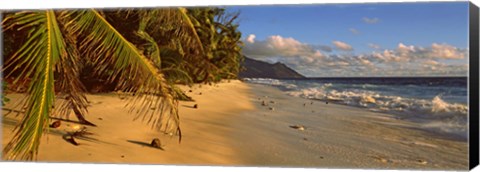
287, 86, 468, 117
245, 78, 468, 138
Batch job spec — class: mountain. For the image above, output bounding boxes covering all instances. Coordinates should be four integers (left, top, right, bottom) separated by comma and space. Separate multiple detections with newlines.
239, 56, 306, 79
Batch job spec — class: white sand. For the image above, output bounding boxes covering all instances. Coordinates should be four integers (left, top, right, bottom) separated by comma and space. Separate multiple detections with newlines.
1, 80, 468, 170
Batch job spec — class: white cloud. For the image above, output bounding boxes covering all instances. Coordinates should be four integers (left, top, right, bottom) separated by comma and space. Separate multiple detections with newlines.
429, 43, 466, 59
245, 34, 256, 44
267, 35, 300, 52
397, 43, 416, 54
423, 59, 440, 66
422, 60, 443, 71
362, 17, 380, 24
243, 35, 324, 59
332, 41, 353, 51
369, 43, 467, 63
243, 37, 467, 77
263, 50, 467, 77
357, 43, 468, 76
370, 49, 404, 62
358, 57, 375, 68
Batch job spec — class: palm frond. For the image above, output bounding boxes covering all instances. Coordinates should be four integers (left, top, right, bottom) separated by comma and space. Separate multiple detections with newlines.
139, 8, 217, 83
2, 10, 64, 160
176, 7, 205, 55
53, 11, 90, 124
137, 8, 204, 56
136, 30, 162, 68
162, 67, 194, 84
170, 85, 194, 102
71, 9, 181, 138
159, 46, 185, 68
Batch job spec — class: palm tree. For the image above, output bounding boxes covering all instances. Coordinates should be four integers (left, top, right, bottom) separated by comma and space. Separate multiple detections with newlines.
2, 7, 244, 161
1, 9, 198, 160
212, 9, 244, 80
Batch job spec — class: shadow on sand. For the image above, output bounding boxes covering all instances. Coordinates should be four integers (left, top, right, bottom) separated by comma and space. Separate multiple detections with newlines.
181, 105, 197, 109
126, 140, 164, 150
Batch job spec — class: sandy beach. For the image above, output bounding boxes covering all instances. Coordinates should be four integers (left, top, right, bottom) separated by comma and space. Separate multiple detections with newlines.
1, 80, 468, 170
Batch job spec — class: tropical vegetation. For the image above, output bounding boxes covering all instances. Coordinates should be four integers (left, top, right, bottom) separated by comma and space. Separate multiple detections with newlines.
1, 7, 243, 160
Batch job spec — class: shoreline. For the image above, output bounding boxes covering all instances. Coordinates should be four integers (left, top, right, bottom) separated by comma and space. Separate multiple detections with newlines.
1, 80, 468, 169
232, 83, 468, 169
247, 82, 468, 143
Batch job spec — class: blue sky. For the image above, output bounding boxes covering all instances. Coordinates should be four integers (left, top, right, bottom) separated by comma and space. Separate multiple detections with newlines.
228, 2, 470, 77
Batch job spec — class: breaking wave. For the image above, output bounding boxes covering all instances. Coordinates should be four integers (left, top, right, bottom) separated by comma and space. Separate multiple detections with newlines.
243, 78, 298, 89
244, 78, 469, 138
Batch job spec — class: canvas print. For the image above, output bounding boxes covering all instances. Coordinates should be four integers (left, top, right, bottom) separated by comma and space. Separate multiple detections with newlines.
0, 1, 474, 170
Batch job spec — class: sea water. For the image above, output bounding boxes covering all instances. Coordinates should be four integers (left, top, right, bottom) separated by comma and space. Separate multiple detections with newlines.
244, 77, 469, 140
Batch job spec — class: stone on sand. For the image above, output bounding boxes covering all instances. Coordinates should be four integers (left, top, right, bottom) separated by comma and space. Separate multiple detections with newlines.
151, 138, 162, 148
49, 120, 61, 128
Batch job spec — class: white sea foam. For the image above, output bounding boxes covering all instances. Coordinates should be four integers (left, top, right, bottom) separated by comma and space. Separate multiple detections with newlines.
288, 86, 468, 137
287, 86, 467, 116
244, 78, 468, 137
243, 78, 297, 89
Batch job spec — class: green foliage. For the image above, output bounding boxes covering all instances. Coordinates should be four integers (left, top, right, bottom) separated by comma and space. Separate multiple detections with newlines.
1, 7, 243, 160
3, 11, 62, 160
185, 7, 244, 82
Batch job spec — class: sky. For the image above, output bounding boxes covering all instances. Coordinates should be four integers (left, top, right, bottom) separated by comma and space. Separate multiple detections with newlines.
227, 2, 470, 77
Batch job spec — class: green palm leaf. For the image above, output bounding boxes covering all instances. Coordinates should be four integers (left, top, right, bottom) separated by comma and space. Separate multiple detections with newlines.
71, 9, 181, 137
137, 23, 193, 101
54, 11, 91, 125
139, 8, 218, 83
177, 7, 205, 55
2, 10, 64, 160
137, 30, 162, 68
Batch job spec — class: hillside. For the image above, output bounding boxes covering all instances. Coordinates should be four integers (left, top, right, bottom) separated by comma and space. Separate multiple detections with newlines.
239, 56, 306, 79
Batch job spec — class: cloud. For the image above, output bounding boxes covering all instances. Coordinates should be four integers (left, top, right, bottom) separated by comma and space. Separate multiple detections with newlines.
419, 62, 468, 76
332, 41, 353, 51
243, 36, 467, 77
429, 43, 466, 59
245, 34, 256, 44
344, 42, 468, 76
358, 57, 375, 68
349, 28, 360, 35
258, 49, 466, 77
368, 43, 380, 49
423, 59, 440, 66
242, 35, 324, 59
297, 42, 466, 77
369, 43, 467, 63
277, 53, 381, 77
397, 43, 416, 54
370, 49, 404, 62
362, 17, 380, 24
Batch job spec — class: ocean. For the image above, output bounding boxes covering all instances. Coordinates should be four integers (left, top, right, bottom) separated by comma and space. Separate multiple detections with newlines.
244, 77, 469, 140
